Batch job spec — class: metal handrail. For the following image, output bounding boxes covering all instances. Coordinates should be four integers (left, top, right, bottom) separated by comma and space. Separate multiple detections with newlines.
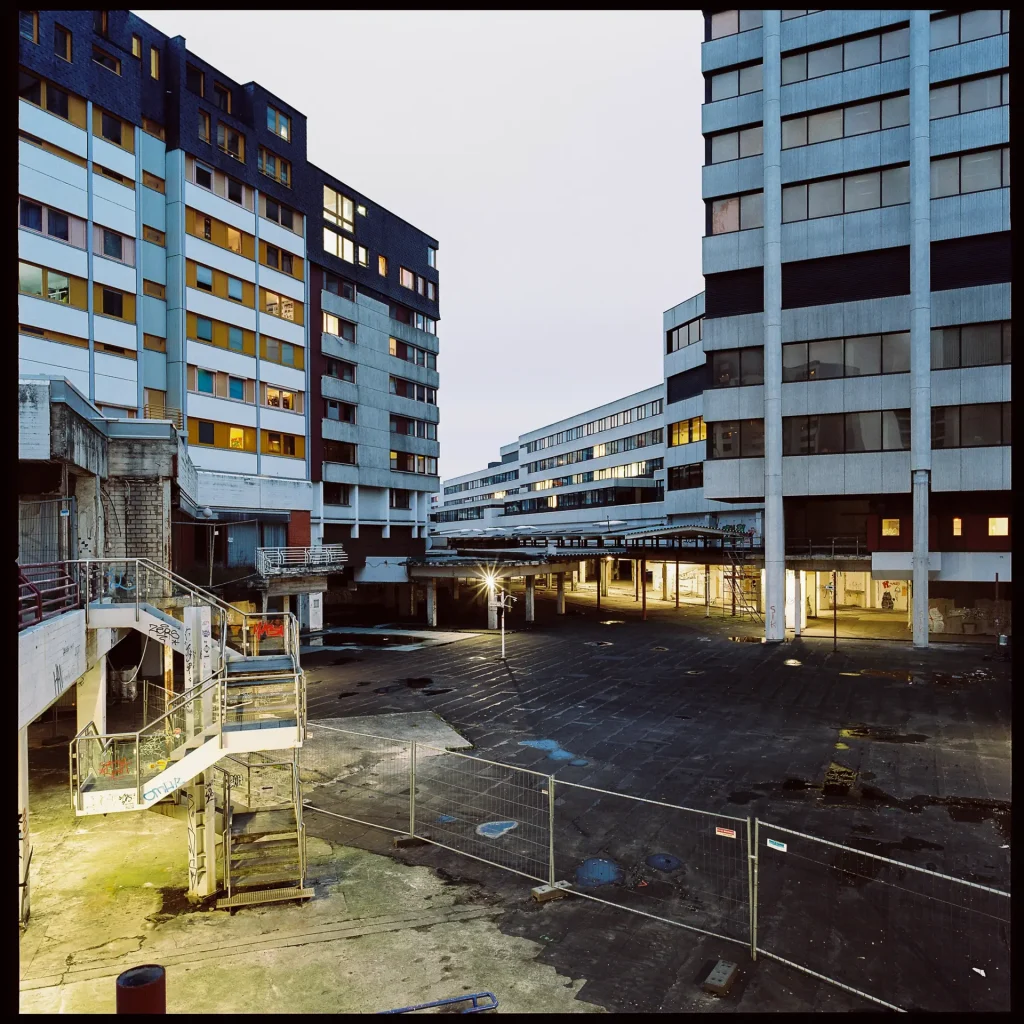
18, 562, 80, 628
69, 722, 100, 812
255, 545, 348, 577
142, 404, 183, 429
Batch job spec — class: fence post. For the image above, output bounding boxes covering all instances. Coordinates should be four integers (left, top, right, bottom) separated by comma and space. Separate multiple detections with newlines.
547, 776, 556, 887
409, 741, 417, 838
751, 818, 759, 961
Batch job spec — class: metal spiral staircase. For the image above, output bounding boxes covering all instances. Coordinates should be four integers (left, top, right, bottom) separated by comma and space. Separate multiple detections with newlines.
66, 559, 312, 909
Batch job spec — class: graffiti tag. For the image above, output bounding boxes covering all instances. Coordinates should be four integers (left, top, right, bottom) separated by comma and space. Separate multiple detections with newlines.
53, 663, 64, 699
251, 620, 285, 639
143, 776, 183, 803
148, 622, 181, 644
99, 758, 132, 778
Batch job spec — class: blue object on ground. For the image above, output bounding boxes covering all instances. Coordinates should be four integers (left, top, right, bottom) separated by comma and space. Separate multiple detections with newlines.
475, 820, 518, 838
435, 814, 457, 824
519, 739, 560, 750
646, 853, 682, 872
547, 748, 574, 761
568, 758, 589, 767
575, 857, 623, 888
379, 992, 498, 1013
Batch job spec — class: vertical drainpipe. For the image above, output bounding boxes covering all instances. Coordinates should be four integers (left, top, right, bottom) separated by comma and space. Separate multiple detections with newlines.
910, 12, 932, 648
86, 102, 96, 403
134, 125, 145, 416
761, 9, 785, 642
253, 189, 262, 478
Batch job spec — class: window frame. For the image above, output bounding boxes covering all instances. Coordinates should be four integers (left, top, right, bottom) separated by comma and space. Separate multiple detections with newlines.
53, 23, 71, 61
92, 45, 121, 76
267, 104, 291, 141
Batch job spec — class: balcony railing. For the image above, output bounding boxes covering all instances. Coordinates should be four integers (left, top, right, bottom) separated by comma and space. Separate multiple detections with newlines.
787, 536, 867, 558
255, 545, 349, 578
18, 562, 81, 630
142, 405, 183, 429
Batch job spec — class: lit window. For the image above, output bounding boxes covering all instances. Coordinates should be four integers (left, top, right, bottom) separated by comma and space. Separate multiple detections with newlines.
229, 427, 245, 450
267, 432, 282, 454
378, 255, 388, 276
267, 104, 290, 141
323, 187, 355, 232
988, 517, 1009, 536
952, 517, 962, 536
131, 34, 141, 57
150, 46, 160, 80
217, 122, 244, 161
427, 246, 437, 268
399, 267, 415, 289
226, 227, 242, 254
48, 271, 70, 304
881, 518, 900, 537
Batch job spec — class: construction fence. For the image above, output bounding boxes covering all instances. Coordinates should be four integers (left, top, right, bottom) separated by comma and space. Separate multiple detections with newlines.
299, 723, 1010, 1013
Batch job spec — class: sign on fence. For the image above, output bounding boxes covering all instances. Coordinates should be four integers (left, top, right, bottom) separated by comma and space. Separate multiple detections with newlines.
766, 837, 787, 852
716, 826, 737, 839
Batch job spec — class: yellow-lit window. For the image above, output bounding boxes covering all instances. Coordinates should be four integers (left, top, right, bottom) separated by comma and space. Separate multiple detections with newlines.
267, 432, 282, 454
226, 227, 242, 254
378, 255, 388, 276
952, 517, 962, 536
150, 46, 160, 80
229, 427, 245, 451
217, 122, 244, 161
131, 34, 141, 57
988, 517, 1009, 536
881, 518, 900, 537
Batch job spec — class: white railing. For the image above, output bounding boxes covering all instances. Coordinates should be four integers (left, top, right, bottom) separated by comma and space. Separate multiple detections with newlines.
255, 545, 348, 577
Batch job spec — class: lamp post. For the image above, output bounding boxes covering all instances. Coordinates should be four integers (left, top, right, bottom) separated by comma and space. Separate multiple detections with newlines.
485, 574, 515, 660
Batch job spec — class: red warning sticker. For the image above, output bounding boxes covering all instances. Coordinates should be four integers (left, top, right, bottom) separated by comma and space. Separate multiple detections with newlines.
715, 826, 737, 839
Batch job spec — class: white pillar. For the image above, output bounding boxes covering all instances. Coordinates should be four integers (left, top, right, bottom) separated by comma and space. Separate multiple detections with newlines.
77, 656, 107, 734
426, 578, 437, 627
487, 593, 498, 630
351, 485, 360, 539
408, 583, 417, 617
661, 563, 669, 601
762, 8, 785, 643
556, 572, 565, 615
18, 726, 30, 924
910, 10, 932, 648
600, 559, 609, 597
794, 569, 802, 637
579, 560, 587, 584
525, 576, 535, 622
383, 490, 391, 539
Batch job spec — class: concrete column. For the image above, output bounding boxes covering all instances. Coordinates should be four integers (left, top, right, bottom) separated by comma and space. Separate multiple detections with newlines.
351, 485, 360, 539
579, 560, 587, 584
487, 594, 498, 630
77, 656, 107, 734
794, 569, 802, 637
634, 560, 639, 601
426, 578, 437, 627
408, 583, 417, 617
282, 594, 291, 616
260, 591, 269, 614
641, 558, 647, 621
762, 8, 785, 643
600, 558, 610, 597
661, 563, 669, 601
570, 570, 576, 592
383, 491, 391, 540
453, 577, 460, 599
163, 642, 174, 707
18, 726, 30, 925
525, 575, 535, 622
910, 10, 932, 648
556, 572, 566, 615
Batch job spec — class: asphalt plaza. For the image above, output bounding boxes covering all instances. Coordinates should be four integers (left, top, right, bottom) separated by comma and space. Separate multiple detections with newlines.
302, 582, 1011, 1012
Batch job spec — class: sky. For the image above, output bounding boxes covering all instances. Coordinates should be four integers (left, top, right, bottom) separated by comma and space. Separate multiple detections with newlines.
134, 10, 707, 479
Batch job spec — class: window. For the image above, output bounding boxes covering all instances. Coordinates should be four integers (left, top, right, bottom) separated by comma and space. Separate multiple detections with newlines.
227, 177, 243, 205
881, 518, 901, 537
141, 117, 164, 140
100, 112, 122, 145
226, 227, 243, 255
324, 440, 356, 464
709, 62, 763, 101
228, 326, 244, 351
186, 63, 204, 95
427, 247, 437, 268
198, 420, 215, 445
93, 11, 108, 35
667, 463, 703, 490
988, 517, 1009, 537
711, 348, 764, 387
709, 124, 763, 164
92, 46, 120, 75
668, 417, 706, 446
194, 161, 213, 190
18, 261, 43, 297
932, 403, 1009, 448
213, 82, 231, 113
323, 312, 355, 341
783, 332, 910, 381
931, 10, 1008, 50
143, 280, 165, 299
150, 46, 160, 80
390, 376, 437, 404
19, 199, 42, 232
324, 273, 355, 301
266, 387, 296, 411
667, 315, 703, 354
324, 483, 350, 505
217, 122, 244, 161
931, 321, 1011, 369
101, 288, 123, 318
783, 94, 909, 150
48, 211, 71, 243
228, 377, 244, 401
143, 171, 165, 193
258, 147, 290, 186
197, 368, 214, 394
357, 246, 368, 267
378, 255, 388, 276
129, 34, 141, 57
783, 164, 910, 221
323, 226, 356, 263
20, 10, 37, 42
710, 191, 763, 233
390, 490, 412, 510
263, 290, 294, 320
782, 410, 910, 454
196, 265, 213, 292
323, 186, 355, 231
782, 26, 909, 84
267, 104, 290, 141
54, 24, 71, 61
952, 517, 962, 537
931, 147, 1009, 197
102, 228, 123, 260
225, 427, 244, 451
710, 9, 761, 38
196, 317, 213, 341
325, 400, 355, 422
427, 281, 436, 301
264, 198, 297, 231
932, 74, 1008, 120
390, 451, 438, 475
198, 110, 211, 142
227, 277, 243, 302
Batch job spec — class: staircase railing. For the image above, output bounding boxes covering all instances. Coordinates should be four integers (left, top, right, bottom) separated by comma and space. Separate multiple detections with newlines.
18, 562, 80, 629
724, 549, 764, 624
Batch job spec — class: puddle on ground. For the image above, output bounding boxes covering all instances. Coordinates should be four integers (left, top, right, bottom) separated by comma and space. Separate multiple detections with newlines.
823, 762, 858, 797
784, 659, 802, 666
728, 636, 765, 643
423, 688, 454, 696
585, 641, 614, 647
652, 646, 669, 651
320, 632, 428, 647
336, 693, 356, 700
727, 791, 763, 805
330, 657, 363, 666
575, 858, 623, 888
839, 725, 928, 744
600, 620, 625, 626
404, 677, 434, 690
646, 853, 682, 872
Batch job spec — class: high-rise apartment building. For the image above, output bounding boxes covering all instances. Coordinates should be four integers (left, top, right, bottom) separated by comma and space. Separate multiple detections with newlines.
18, 9, 440, 606
700, 8, 1010, 644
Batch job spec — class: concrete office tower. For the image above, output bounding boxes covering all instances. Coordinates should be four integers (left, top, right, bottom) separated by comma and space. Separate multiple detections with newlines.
18, 10, 439, 611
700, 9, 1010, 645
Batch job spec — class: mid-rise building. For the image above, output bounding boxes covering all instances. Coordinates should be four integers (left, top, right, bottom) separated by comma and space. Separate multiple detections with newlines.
18, 9, 440, 613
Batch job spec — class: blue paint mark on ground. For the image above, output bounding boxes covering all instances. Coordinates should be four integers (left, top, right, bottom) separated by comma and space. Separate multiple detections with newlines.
476, 820, 518, 839
519, 738, 588, 766
547, 748, 575, 761
569, 758, 589, 767
646, 853, 682, 872
575, 858, 623, 888
435, 814, 457, 824
519, 740, 560, 751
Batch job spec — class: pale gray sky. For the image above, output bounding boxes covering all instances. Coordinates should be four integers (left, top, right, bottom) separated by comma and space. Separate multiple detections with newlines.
135, 10, 706, 478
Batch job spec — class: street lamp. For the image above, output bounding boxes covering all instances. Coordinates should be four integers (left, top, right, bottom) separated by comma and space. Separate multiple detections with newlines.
484, 572, 515, 660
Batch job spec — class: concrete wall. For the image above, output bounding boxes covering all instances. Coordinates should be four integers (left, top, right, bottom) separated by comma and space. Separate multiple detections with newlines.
18, 611, 87, 731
